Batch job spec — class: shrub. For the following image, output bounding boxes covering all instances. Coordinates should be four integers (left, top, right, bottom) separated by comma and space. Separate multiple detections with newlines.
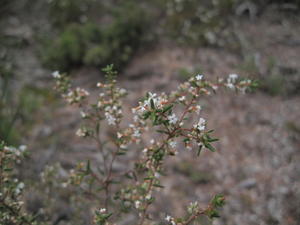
42, 0, 152, 72
0, 142, 37, 225
163, 0, 236, 46
47, 0, 95, 28
48, 66, 257, 224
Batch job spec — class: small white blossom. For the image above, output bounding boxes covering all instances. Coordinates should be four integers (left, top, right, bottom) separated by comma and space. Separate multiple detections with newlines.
76, 128, 87, 137
80, 111, 87, 118
178, 96, 186, 102
19, 145, 27, 152
119, 88, 127, 95
226, 82, 235, 89
196, 74, 203, 80
100, 208, 106, 213
194, 118, 206, 131
105, 112, 116, 125
165, 215, 172, 222
117, 132, 123, 138
154, 172, 160, 178
195, 105, 201, 114
186, 145, 192, 151
133, 115, 139, 122
169, 141, 177, 148
168, 113, 178, 124
120, 144, 127, 149
52, 71, 61, 78
133, 129, 141, 137
135, 200, 141, 209
228, 73, 238, 83
145, 194, 152, 200
148, 92, 157, 99
15, 182, 25, 195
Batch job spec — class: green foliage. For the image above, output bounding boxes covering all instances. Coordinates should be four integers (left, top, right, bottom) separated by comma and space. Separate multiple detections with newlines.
163, 0, 236, 46
42, 0, 151, 72
0, 142, 37, 225
47, 0, 95, 28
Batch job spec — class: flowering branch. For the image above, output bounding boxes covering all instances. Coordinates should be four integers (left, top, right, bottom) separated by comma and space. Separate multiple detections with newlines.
52, 67, 257, 225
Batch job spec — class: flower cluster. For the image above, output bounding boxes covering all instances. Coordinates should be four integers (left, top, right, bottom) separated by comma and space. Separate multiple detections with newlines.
0, 142, 36, 225
52, 66, 256, 225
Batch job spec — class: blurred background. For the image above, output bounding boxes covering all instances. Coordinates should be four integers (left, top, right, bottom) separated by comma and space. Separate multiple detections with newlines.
1, 0, 300, 224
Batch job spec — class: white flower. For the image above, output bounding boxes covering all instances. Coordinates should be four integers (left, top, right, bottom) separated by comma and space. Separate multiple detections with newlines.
99, 208, 106, 213
169, 141, 177, 148
196, 74, 203, 80
226, 82, 235, 89
228, 73, 238, 82
211, 85, 218, 90
76, 87, 90, 97
186, 145, 192, 151
133, 115, 139, 122
145, 194, 152, 200
168, 113, 178, 124
195, 105, 201, 114
80, 111, 87, 118
105, 112, 116, 125
52, 71, 60, 78
194, 118, 206, 131
15, 182, 25, 195
76, 128, 87, 137
135, 200, 141, 209
117, 132, 123, 138
133, 129, 141, 137
120, 144, 127, 149
165, 215, 172, 222
19, 145, 27, 152
178, 96, 186, 102
148, 92, 157, 99
119, 88, 127, 95
154, 172, 160, 178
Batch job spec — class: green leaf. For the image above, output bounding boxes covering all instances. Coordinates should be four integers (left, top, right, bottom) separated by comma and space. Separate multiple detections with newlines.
150, 99, 155, 110
143, 111, 151, 120
211, 194, 225, 208
153, 183, 164, 188
86, 160, 91, 173
117, 151, 126, 155
208, 137, 219, 142
205, 143, 216, 152
162, 104, 173, 113
206, 209, 220, 219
